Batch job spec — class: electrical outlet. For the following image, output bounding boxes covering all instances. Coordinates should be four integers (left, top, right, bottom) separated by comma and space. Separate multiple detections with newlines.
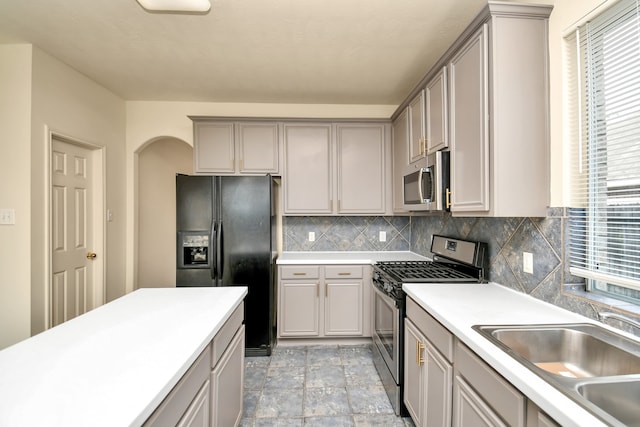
379, 231, 387, 242
308, 231, 315, 242
523, 252, 533, 274
0, 208, 15, 225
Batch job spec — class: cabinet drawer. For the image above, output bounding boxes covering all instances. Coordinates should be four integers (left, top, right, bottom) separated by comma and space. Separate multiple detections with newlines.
325, 265, 363, 279
280, 266, 320, 280
455, 341, 526, 427
406, 297, 453, 362
212, 302, 244, 367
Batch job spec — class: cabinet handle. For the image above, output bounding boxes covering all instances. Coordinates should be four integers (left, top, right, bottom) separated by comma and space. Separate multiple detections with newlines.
446, 188, 452, 209
293, 272, 307, 276
338, 272, 351, 276
416, 341, 425, 366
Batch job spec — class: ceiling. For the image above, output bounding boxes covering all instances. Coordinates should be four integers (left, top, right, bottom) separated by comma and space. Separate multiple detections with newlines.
0, 0, 489, 105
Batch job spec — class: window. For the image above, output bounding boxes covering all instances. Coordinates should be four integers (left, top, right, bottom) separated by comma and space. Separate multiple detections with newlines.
567, 0, 640, 303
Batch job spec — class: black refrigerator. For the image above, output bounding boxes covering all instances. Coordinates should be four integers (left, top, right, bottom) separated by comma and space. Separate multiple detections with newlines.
176, 174, 276, 356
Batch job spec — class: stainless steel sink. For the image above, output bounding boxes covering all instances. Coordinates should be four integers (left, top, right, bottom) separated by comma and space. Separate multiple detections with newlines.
473, 323, 640, 426
577, 378, 640, 426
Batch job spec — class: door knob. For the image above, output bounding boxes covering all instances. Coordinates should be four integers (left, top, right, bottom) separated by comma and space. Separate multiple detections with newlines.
86, 252, 97, 260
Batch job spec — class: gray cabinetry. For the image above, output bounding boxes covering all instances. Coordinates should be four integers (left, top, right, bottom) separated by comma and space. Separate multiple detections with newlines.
283, 123, 333, 214
408, 90, 426, 164
391, 109, 410, 213
283, 122, 390, 215
277, 264, 370, 339
453, 340, 526, 427
448, 3, 552, 216
425, 66, 448, 153
192, 119, 280, 175
449, 25, 489, 213
404, 297, 453, 427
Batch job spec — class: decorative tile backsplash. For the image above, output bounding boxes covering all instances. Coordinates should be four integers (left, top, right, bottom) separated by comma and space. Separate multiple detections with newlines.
283, 216, 410, 252
282, 210, 609, 321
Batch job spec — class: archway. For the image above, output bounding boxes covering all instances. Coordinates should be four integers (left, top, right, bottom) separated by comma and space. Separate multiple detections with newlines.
136, 137, 192, 288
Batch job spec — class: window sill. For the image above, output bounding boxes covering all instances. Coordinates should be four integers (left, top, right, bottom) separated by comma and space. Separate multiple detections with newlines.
564, 283, 640, 318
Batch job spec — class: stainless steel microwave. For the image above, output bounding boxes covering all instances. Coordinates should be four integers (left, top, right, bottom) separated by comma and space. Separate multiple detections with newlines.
403, 151, 450, 211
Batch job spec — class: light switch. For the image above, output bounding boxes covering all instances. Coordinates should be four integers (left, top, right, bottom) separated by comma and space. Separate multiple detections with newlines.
0, 208, 15, 225
379, 231, 387, 242
308, 231, 315, 242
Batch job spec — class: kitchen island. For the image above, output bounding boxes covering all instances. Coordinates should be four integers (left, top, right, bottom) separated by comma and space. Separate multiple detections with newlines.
404, 282, 635, 427
0, 287, 246, 427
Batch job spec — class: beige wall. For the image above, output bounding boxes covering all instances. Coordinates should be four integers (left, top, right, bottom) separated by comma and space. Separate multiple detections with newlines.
137, 138, 193, 288
0, 45, 127, 349
0, 45, 33, 349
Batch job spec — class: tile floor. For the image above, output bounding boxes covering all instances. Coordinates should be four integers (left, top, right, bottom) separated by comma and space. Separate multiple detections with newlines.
241, 344, 415, 426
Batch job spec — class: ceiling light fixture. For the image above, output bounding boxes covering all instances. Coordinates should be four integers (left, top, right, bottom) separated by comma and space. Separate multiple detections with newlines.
135, 0, 211, 13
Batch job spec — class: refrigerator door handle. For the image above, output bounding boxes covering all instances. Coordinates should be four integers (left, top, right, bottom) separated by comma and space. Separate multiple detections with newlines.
217, 220, 223, 283
211, 222, 217, 280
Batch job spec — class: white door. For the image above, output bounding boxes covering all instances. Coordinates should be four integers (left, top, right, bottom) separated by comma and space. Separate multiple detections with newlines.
51, 138, 100, 326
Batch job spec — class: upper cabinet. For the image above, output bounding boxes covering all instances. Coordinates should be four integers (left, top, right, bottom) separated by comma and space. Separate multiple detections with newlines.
391, 2, 552, 217
191, 119, 280, 175
392, 109, 410, 213
448, 3, 552, 216
408, 90, 426, 164
283, 122, 391, 216
283, 123, 333, 214
425, 66, 448, 154
336, 123, 387, 214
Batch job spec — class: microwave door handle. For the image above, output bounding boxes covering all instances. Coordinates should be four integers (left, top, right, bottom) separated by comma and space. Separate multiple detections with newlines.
418, 169, 425, 203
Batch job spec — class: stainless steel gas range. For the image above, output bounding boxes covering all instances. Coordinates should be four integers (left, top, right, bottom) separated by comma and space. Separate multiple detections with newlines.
371, 235, 488, 416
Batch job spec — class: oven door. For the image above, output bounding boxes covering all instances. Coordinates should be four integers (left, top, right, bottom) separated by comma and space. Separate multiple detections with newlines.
372, 285, 400, 382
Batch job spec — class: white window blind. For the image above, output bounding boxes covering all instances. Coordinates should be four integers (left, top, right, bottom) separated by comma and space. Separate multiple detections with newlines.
567, 0, 640, 299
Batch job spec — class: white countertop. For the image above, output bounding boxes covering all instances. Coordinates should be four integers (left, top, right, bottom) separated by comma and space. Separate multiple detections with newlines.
403, 282, 627, 427
277, 251, 428, 265
0, 287, 247, 427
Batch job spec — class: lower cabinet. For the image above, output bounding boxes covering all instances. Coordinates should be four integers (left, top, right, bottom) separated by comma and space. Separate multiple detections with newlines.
453, 341, 526, 427
278, 264, 370, 338
144, 303, 245, 427
405, 297, 560, 427
404, 319, 452, 427
405, 297, 454, 427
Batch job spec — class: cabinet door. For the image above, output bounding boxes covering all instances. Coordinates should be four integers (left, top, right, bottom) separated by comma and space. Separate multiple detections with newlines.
324, 280, 363, 336
211, 325, 245, 427
449, 25, 490, 212
424, 342, 453, 427
453, 376, 506, 427
426, 66, 448, 153
177, 380, 210, 427
409, 90, 426, 163
404, 320, 425, 425
336, 123, 386, 214
392, 109, 410, 213
237, 122, 279, 174
194, 122, 235, 174
279, 281, 320, 336
283, 124, 333, 214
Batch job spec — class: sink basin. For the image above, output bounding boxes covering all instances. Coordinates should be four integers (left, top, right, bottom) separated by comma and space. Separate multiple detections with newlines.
578, 379, 640, 426
484, 324, 640, 378
473, 323, 640, 426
